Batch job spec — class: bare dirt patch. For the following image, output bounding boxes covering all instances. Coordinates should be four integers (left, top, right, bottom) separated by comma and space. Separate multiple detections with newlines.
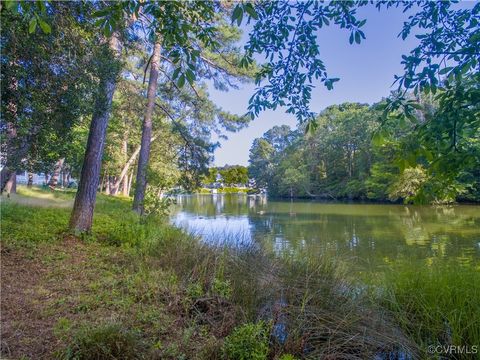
1, 237, 89, 359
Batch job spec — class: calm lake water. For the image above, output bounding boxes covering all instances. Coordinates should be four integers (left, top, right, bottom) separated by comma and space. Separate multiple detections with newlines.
171, 194, 480, 275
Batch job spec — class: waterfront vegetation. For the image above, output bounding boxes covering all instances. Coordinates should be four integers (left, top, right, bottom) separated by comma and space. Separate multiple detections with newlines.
2, 187, 479, 359
196, 187, 249, 195
2, 1, 480, 359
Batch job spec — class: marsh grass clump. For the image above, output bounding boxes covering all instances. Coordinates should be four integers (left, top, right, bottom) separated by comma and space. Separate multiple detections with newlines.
61, 323, 143, 360
257, 255, 416, 359
381, 263, 480, 358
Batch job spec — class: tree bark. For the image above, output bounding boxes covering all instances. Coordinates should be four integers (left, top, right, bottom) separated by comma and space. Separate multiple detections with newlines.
61, 170, 66, 188
133, 41, 161, 214
69, 33, 121, 233
121, 173, 128, 195
111, 134, 158, 196
105, 174, 111, 195
48, 158, 65, 190
100, 171, 106, 192
110, 132, 129, 195
127, 171, 133, 196
4, 172, 16, 196
1, 61, 19, 194
27, 172, 33, 187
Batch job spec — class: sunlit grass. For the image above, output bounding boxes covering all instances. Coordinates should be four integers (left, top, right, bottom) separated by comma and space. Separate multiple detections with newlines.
379, 262, 480, 357
2, 188, 478, 359
2, 185, 74, 208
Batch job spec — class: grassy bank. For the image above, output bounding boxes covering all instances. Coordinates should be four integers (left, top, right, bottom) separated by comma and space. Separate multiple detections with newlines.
1, 187, 478, 359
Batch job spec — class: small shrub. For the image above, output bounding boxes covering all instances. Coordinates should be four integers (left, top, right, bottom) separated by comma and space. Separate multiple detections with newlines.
143, 187, 175, 218
62, 323, 142, 359
223, 321, 270, 360
279, 355, 297, 360
186, 281, 204, 299
212, 277, 232, 299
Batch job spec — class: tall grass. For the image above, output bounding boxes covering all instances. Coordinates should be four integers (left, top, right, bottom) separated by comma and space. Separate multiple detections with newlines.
3, 186, 478, 359
380, 262, 480, 357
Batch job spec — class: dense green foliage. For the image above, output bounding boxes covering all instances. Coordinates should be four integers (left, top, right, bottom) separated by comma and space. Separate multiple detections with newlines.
2, 1, 479, 358
249, 98, 479, 203
223, 322, 270, 360
202, 165, 249, 187
1, 2, 100, 176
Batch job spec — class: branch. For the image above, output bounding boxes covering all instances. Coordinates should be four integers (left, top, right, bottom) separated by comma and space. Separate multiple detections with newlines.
143, 53, 154, 85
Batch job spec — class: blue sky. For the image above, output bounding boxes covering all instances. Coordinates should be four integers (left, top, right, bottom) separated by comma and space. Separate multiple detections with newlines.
207, 3, 466, 167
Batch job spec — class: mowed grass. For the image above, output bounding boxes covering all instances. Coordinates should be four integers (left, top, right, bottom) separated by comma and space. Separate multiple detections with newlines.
1, 186, 479, 359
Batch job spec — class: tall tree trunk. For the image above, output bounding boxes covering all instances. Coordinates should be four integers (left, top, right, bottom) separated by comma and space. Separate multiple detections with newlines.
132, 41, 161, 213
1, 60, 19, 194
69, 34, 121, 233
48, 158, 65, 190
27, 172, 33, 187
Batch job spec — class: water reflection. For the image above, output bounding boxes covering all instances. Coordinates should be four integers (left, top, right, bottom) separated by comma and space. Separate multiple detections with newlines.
171, 194, 480, 273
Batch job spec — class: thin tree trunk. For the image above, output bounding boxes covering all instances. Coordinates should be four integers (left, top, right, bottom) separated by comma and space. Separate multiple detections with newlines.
116, 129, 128, 195
48, 158, 65, 190
4, 172, 16, 196
121, 173, 128, 195
27, 172, 33, 187
127, 171, 133, 196
1, 61, 19, 194
61, 170, 66, 188
133, 41, 161, 214
100, 171, 106, 192
105, 174, 111, 195
110, 132, 128, 196
111, 134, 158, 195
69, 33, 121, 233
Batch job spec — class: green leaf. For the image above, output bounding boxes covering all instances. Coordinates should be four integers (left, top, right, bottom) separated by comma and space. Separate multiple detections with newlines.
354, 31, 361, 44
409, 102, 423, 110
232, 5, 243, 26
38, 19, 51, 34
185, 69, 196, 85
29, 17, 37, 33
439, 67, 452, 75
172, 67, 181, 80
177, 74, 186, 88
245, 3, 258, 20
